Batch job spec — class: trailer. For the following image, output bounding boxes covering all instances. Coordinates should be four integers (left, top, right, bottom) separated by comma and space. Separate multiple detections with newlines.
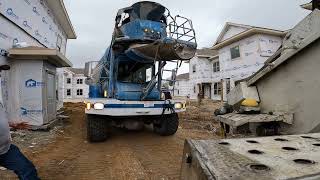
84, 1, 197, 142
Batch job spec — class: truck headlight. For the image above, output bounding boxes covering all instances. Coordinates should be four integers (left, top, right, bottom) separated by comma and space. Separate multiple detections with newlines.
94, 103, 104, 110
175, 103, 183, 109
86, 103, 91, 110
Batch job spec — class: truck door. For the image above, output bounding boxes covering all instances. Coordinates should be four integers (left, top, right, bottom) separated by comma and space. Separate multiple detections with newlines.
204, 84, 211, 99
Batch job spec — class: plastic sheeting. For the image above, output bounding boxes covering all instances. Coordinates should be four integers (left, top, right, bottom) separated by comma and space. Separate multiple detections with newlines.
0, 0, 69, 126
0, 0, 67, 51
5, 60, 50, 126
219, 34, 282, 81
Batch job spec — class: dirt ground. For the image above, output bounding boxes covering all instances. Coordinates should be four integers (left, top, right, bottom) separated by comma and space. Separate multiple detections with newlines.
0, 101, 222, 180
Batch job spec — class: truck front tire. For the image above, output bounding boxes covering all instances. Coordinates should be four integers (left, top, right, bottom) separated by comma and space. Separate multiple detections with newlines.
154, 113, 179, 136
87, 115, 109, 142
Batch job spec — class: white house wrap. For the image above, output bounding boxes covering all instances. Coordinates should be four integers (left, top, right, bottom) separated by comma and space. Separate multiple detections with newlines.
0, 0, 76, 127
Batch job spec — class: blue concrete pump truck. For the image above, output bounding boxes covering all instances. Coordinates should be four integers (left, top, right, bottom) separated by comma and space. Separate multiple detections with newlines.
84, 1, 197, 142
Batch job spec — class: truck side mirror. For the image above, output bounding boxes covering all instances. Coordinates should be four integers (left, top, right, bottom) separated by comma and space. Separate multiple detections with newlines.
84, 61, 99, 77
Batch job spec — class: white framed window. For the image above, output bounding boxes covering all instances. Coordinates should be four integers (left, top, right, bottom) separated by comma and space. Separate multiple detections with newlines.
230, 45, 240, 59
177, 90, 180, 95
66, 89, 71, 96
213, 82, 222, 95
77, 89, 83, 96
66, 78, 71, 84
213, 61, 220, 72
194, 86, 196, 93
77, 79, 83, 84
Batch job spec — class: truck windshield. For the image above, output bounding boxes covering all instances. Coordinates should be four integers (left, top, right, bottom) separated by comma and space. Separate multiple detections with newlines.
118, 63, 153, 84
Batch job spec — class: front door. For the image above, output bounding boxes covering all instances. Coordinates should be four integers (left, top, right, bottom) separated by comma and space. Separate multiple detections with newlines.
46, 72, 56, 123
203, 84, 211, 99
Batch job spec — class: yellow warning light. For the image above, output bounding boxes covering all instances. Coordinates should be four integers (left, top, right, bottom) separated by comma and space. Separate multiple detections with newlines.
86, 103, 91, 110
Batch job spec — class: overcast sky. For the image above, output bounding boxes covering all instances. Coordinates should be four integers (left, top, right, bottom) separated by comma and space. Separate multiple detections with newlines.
64, 0, 310, 75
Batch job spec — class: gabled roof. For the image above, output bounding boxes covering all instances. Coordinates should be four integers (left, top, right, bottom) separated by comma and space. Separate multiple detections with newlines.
247, 9, 320, 86
67, 68, 85, 74
211, 22, 286, 50
214, 22, 252, 44
47, 0, 77, 39
176, 73, 189, 80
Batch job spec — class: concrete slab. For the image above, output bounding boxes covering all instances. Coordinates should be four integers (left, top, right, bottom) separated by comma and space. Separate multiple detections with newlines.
180, 133, 320, 180
217, 112, 293, 127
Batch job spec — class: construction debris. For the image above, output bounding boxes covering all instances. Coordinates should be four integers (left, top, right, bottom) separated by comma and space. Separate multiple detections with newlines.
10, 126, 64, 150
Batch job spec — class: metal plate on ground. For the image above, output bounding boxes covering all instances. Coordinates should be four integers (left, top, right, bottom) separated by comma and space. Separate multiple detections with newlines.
181, 133, 320, 180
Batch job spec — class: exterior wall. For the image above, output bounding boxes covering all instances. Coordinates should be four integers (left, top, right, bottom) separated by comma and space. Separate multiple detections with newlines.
184, 33, 282, 102
219, 34, 282, 81
220, 26, 248, 42
0, 0, 69, 124
61, 68, 73, 100
174, 79, 191, 97
190, 57, 214, 84
218, 34, 282, 100
211, 57, 222, 101
71, 74, 88, 100
189, 56, 210, 100
5, 60, 56, 126
58, 68, 89, 102
0, 0, 68, 54
0, 15, 43, 117
256, 39, 320, 134
189, 56, 222, 101
174, 25, 283, 102
0, 15, 43, 64
7, 60, 44, 125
